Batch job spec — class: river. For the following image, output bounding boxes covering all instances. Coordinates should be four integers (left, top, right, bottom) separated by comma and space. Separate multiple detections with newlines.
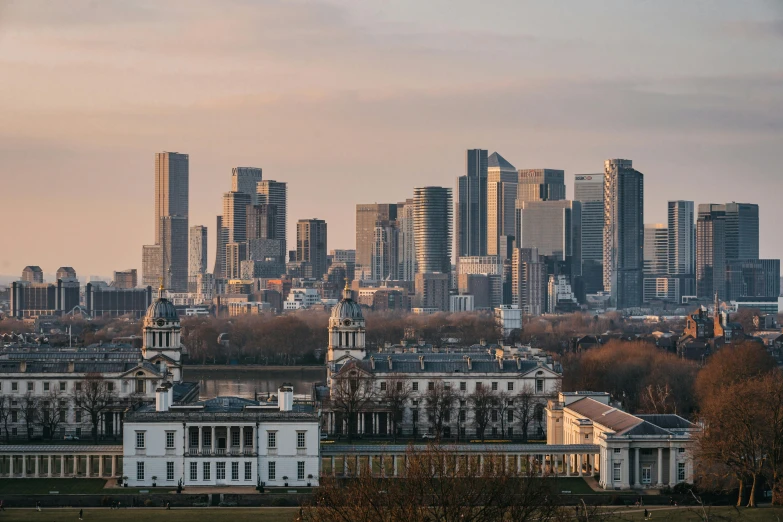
183, 365, 327, 400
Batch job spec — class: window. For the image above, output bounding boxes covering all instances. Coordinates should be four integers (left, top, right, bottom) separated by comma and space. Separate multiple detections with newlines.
507, 382, 514, 391
244, 462, 252, 481
166, 432, 175, 449
678, 448, 685, 454
491, 410, 498, 422
678, 463, 686, 482
11, 411, 17, 422
507, 410, 513, 422
137, 462, 144, 481
59, 382, 66, 392
641, 449, 653, 456
508, 427, 514, 437
459, 399, 466, 407
396, 381, 402, 391
107, 382, 114, 392
231, 430, 240, 447
613, 448, 621, 454
244, 429, 253, 447
43, 382, 50, 392
459, 410, 466, 422
412, 410, 419, 422
444, 410, 451, 422
412, 382, 419, 391
11, 382, 18, 392
190, 431, 199, 448
216, 462, 226, 480
536, 379, 544, 393
267, 431, 277, 449
27, 382, 33, 392
585, 434, 589, 439
59, 409, 66, 422
268, 461, 276, 481
476, 382, 482, 390
0, 382, 2, 391
444, 382, 451, 390
75, 411, 82, 423
231, 462, 239, 481
642, 466, 652, 484
613, 462, 621, 482
75, 427, 81, 437
135, 432, 145, 449
11, 427, 17, 436
167, 462, 174, 481
460, 382, 466, 391
190, 462, 198, 481
298, 461, 305, 481
297, 432, 306, 449
380, 382, 387, 391
491, 382, 498, 391
203, 462, 211, 480
428, 382, 435, 391
492, 427, 498, 436
204, 431, 212, 447
75, 382, 82, 392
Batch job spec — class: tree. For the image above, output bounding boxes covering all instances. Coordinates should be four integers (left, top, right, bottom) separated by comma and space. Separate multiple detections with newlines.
38, 389, 69, 441
0, 396, 11, 442
424, 380, 457, 440
328, 365, 376, 442
694, 341, 774, 402
382, 374, 412, 442
495, 392, 513, 438
516, 385, 537, 443
469, 385, 495, 442
72, 373, 116, 443
19, 393, 39, 441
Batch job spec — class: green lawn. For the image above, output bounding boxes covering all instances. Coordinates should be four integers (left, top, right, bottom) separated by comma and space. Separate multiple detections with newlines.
549, 477, 602, 495
0, 508, 298, 522
0, 479, 173, 495
610, 505, 783, 521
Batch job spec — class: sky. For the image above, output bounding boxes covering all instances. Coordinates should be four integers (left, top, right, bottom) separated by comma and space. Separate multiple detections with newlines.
0, 0, 782, 280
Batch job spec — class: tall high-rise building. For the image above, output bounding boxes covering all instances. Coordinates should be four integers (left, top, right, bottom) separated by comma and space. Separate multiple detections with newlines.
112, 269, 138, 289
414, 272, 450, 312
574, 174, 605, 294
697, 202, 760, 299
487, 152, 517, 257
371, 221, 399, 280
188, 225, 208, 292
296, 219, 328, 279
256, 180, 288, 255
511, 247, 546, 316
21, 266, 43, 283
213, 215, 228, 279
603, 159, 644, 309
56, 267, 77, 281
247, 204, 277, 240
643, 224, 668, 275
726, 259, 780, 301
517, 169, 566, 204
457, 149, 489, 259
145, 151, 189, 292
355, 203, 397, 271
396, 199, 417, 281
516, 200, 582, 282
668, 200, 696, 298
231, 167, 262, 204
413, 187, 452, 275
222, 192, 252, 244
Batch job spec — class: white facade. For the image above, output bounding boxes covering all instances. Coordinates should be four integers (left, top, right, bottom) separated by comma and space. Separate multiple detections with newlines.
495, 305, 522, 338
450, 294, 475, 312
284, 288, 321, 310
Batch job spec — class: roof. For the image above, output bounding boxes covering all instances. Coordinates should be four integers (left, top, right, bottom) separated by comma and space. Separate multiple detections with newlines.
126, 395, 318, 423
488, 152, 515, 171
323, 443, 600, 456
335, 352, 558, 376
566, 397, 642, 435
146, 297, 179, 321
331, 287, 363, 320
636, 414, 697, 431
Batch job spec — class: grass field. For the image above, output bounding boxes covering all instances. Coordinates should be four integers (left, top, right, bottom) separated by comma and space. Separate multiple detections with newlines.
611, 506, 783, 521
0, 508, 298, 522
0, 479, 173, 495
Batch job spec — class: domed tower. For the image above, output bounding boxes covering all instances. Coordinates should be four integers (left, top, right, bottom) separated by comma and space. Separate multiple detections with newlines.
327, 282, 366, 362
142, 285, 184, 382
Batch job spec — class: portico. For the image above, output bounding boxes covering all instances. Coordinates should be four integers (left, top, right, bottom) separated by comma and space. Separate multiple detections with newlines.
0, 445, 122, 478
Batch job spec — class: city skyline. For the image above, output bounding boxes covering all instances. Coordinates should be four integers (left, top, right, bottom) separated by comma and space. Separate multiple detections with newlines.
1, 1, 782, 277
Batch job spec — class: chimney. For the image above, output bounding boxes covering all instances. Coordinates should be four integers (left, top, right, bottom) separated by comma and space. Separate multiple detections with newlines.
19, 361, 26, 373
67, 361, 75, 373
465, 356, 472, 371
278, 384, 294, 412
155, 386, 169, 412
166, 381, 174, 409
419, 355, 425, 370
370, 356, 375, 370
514, 356, 522, 370
480, 338, 486, 347
387, 356, 393, 370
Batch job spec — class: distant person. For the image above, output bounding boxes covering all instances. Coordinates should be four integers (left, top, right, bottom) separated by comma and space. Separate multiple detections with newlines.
79, 508, 83, 520
0, 499, 5, 511
166, 502, 171, 510
644, 508, 650, 519
36, 501, 41, 511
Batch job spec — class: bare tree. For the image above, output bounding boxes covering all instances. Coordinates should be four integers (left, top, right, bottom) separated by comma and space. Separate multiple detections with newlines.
495, 391, 513, 438
516, 384, 537, 443
424, 380, 457, 440
19, 392, 39, 441
0, 396, 11, 442
328, 364, 376, 442
38, 388, 69, 441
640, 383, 677, 414
382, 374, 412, 442
72, 373, 116, 443
469, 385, 495, 442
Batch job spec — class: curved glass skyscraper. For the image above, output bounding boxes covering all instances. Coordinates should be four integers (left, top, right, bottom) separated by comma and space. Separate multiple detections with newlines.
413, 186, 452, 275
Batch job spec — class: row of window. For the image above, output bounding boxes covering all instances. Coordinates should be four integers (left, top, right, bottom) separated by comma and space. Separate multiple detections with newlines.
141, 461, 309, 482
0, 380, 152, 395
610, 462, 686, 483
379, 380, 546, 393
139, 430, 309, 450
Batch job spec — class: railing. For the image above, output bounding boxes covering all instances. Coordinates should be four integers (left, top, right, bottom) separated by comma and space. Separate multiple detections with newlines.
243, 448, 255, 456
297, 447, 308, 456
188, 448, 200, 456
215, 448, 226, 456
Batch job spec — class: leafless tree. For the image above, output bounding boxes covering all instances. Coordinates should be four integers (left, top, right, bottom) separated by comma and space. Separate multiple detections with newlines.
327, 364, 376, 442
0, 396, 11, 442
495, 391, 514, 438
19, 392, 39, 441
424, 380, 458, 440
382, 374, 412, 442
38, 388, 69, 441
469, 385, 495, 441
516, 384, 537, 443
72, 373, 116, 442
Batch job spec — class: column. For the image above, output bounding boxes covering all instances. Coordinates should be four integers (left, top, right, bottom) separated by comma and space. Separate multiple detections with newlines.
21, 456, 26, 478
60, 456, 65, 477
578, 454, 583, 477
670, 447, 677, 485
634, 448, 640, 487
99, 455, 105, 477
33, 455, 39, 477
343, 455, 348, 476
331, 456, 336, 477
85, 456, 90, 477
368, 455, 373, 476
197, 426, 203, 454
393, 455, 398, 477
517, 455, 522, 474
479, 455, 484, 474
211, 426, 216, 455
657, 448, 663, 485
112, 455, 118, 477
240, 426, 245, 455
48, 455, 53, 478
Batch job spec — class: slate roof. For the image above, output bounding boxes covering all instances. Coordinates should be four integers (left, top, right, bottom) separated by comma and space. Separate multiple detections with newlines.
488, 152, 516, 171
566, 397, 643, 435
636, 414, 697, 431
621, 421, 673, 436
336, 353, 556, 375
126, 396, 317, 422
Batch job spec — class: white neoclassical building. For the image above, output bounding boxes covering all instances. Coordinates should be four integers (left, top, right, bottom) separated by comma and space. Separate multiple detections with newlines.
122, 385, 320, 488
547, 392, 697, 490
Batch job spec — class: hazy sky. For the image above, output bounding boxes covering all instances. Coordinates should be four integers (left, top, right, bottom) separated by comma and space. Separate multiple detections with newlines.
1, 0, 782, 279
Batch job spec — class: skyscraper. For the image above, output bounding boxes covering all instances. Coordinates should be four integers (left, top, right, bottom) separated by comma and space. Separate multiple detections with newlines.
257, 180, 288, 255
371, 221, 398, 280
145, 151, 189, 291
231, 167, 262, 204
21, 266, 43, 283
668, 201, 696, 297
413, 186, 452, 275
603, 159, 644, 309
213, 215, 228, 279
516, 200, 582, 282
511, 247, 546, 316
487, 152, 517, 258
643, 224, 668, 276
297, 219, 328, 279
396, 199, 417, 281
188, 225, 208, 292
574, 174, 604, 294
356, 203, 397, 270
112, 269, 138, 289
247, 204, 277, 240
696, 202, 760, 300
517, 169, 566, 203
457, 149, 488, 258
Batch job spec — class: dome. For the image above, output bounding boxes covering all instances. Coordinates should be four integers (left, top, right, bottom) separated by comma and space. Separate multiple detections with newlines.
331, 285, 363, 320
146, 297, 179, 321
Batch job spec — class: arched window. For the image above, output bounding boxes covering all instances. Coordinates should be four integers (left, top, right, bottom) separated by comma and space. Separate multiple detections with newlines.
165, 332, 170, 347
352, 332, 357, 347
158, 332, 163, 347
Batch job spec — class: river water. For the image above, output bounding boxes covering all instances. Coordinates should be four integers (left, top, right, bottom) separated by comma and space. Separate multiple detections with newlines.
183, 366, 326, 400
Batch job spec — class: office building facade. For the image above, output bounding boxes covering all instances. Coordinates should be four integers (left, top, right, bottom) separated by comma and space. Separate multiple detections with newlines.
487, 152, 518, 258
511, 248, 546, 316
603, 159, 644, 309
517, 169, 566, 204
396, 199, 417, 281
188, 226, 208, 292
457, 149, 488, 258
516, 200, 582, 282
113, 269, 138, 289
231, 167, 262, 204
726, 259, 780, 302
668, 201, 696, 299
256, 180, 288, 256
22, 266, 43, 283
574, 174, 605, 294
414, 272, 450, 312
413, 187, 452, 276
356, 203, 397, 271
297, 219, 328, 280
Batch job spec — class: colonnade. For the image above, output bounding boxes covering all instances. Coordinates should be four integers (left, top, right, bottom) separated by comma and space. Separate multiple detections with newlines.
0, 451, 123, 478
